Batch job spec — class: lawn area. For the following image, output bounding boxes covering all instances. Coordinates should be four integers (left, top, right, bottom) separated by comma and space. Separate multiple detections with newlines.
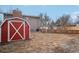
0, 32, 79, 53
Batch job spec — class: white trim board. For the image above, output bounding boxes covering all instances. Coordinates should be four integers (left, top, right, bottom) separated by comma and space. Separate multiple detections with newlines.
8, 20, 25, 41
0, 17, 30, 27
0, 27, 1, 42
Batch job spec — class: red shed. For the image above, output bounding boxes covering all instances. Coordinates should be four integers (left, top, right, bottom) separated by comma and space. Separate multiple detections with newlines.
0, 17, 29, 43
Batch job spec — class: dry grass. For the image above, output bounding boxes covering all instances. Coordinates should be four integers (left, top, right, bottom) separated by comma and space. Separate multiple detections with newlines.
0, 32, 79, 53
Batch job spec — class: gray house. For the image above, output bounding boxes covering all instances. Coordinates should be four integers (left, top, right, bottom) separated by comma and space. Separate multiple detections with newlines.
0, 10, 42, 31
23, 15, 42, 31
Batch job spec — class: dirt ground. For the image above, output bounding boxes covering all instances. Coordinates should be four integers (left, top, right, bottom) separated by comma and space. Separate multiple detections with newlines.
0, 32, 79, 53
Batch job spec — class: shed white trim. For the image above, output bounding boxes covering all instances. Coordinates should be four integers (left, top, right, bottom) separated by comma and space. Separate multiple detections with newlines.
8, 20, 26, 41
0, 17, 30, 42
0, 27, 1, 42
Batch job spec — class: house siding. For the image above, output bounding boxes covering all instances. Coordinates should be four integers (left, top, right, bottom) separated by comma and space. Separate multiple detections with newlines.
29, 17, 42, 31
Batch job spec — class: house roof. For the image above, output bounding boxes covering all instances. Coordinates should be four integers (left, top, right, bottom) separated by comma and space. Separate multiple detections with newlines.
23, 15, 40, 19
2, 13, 40, 19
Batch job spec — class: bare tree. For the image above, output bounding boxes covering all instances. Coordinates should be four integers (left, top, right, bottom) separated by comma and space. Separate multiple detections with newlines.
44, 13, 50, 27
75, 16, 79, 24
55, 15, 70, 26
39, 13, 50, 27
50, 20, 55, 28
39, 13, 43, 25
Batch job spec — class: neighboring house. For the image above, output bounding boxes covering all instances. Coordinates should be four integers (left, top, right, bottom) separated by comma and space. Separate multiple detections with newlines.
0, 10, 42, 31
23, 15, 42, 31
